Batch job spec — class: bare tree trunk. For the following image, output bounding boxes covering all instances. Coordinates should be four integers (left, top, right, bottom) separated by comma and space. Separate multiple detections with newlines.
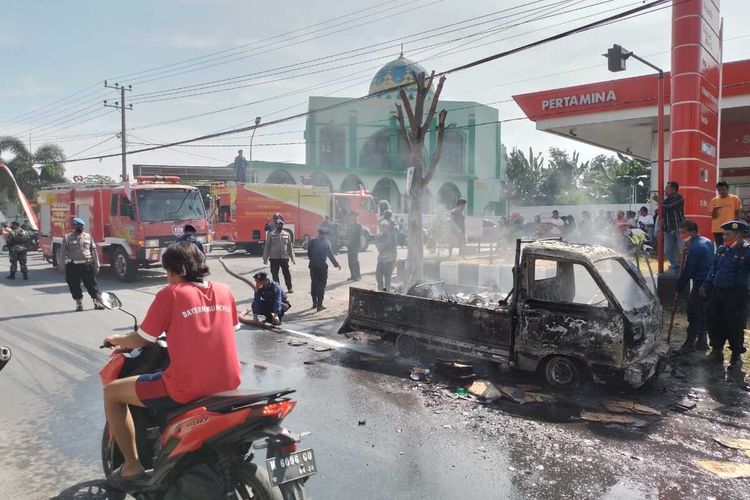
395, 72, 447, 288
406, 165, 424, 283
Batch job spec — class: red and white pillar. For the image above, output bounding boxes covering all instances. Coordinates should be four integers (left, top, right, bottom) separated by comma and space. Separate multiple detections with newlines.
669, 0, 722, 236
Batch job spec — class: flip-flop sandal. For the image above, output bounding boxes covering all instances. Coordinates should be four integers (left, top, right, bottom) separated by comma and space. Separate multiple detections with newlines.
108, 465, 149, 490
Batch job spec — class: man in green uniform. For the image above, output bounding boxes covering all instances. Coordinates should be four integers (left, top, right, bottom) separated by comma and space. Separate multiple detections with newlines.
5, 221, 29, 280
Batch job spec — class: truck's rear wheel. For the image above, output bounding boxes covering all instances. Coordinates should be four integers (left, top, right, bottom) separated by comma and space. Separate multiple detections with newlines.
112, 247, 137, 282
395, 334, 419, 358
543, 356, 580, 388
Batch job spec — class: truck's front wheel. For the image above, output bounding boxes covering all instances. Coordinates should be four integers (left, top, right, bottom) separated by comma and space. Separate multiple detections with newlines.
112, 247, 137, 282
543, 356, 581, 388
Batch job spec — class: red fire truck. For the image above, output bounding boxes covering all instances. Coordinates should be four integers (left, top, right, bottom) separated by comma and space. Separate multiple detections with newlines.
211, 183, 379, 253
37, 176, 210, 282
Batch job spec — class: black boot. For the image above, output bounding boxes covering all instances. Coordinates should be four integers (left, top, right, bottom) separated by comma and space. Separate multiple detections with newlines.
677, 337, 696, 355
22, 273, 28, 280
729, 352, 743, 369
704, 349, 724, 364
6, 273, 15, 280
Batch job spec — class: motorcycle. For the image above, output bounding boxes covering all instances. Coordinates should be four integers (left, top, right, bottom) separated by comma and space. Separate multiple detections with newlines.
98, 292, 315, 499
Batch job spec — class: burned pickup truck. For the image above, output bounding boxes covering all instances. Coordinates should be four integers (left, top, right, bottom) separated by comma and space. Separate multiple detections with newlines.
340, 239, 667, 388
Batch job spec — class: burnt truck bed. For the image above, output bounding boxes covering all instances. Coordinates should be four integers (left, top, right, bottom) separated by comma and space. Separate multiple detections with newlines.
341, 288, 513, 361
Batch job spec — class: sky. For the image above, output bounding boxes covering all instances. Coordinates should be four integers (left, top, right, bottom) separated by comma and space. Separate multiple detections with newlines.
1, 0, 750, 180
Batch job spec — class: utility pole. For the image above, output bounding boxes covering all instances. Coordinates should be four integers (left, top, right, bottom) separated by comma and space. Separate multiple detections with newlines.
104, 81, 133, 182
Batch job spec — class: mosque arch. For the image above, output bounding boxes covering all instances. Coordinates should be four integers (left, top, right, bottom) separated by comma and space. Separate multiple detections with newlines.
265, 169, 296, 185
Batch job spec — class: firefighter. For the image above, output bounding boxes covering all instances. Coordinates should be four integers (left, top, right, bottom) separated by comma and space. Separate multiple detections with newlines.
700, 220, 750, 369
244, 272, 290, 326
307, 226, 340, 311
59, 217, 104, 312
5, 221, 29, 280
675, 220, 714, 354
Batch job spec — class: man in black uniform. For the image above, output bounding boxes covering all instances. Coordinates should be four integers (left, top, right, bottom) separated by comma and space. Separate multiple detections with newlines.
307, 226, 340, 311
346, 212, 362, 281
700, 220, 750, 369
246, 272, 290, 325
5, 221, 29, 280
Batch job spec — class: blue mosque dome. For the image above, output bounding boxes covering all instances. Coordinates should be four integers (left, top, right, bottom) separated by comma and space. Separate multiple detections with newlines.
368, 52, 434, 99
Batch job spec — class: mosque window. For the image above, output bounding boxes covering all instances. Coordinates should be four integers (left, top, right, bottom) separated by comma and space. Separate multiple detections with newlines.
319, 124, 345, 167
440, 130, 466, 174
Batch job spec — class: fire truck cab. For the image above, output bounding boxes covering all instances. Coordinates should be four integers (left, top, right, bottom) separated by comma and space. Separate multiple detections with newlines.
38, 176, 209, 282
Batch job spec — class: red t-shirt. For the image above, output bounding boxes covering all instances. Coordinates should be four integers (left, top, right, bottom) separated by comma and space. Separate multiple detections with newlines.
139, 281, 241, 404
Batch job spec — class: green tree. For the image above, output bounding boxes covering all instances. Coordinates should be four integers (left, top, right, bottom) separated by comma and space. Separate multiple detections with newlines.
582, 153, 649, 203
0, 136, 66, 201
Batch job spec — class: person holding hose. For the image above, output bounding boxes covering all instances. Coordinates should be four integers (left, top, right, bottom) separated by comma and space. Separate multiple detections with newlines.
675, 220, 714, 354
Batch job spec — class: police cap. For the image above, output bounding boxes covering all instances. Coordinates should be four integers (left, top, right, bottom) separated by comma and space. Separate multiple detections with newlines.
72, 217, 86, 226
720, 220, 748, 232
253, 272, 268, 280
318, 226, 330, 234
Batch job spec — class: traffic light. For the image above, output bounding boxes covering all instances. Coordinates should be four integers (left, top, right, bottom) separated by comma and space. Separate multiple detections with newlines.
604, 44, 630, 72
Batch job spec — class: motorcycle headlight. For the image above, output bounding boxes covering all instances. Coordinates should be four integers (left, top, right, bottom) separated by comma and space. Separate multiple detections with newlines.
145, 239, 160, 248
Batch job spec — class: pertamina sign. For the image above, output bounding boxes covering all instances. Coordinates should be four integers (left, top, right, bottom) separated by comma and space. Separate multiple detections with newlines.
542, 90, 617, 110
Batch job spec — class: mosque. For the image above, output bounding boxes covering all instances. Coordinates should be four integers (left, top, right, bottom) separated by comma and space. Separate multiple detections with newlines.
248, 52, 505, 215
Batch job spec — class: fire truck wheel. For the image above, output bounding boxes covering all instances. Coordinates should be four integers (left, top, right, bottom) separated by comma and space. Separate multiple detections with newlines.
112, 247, 137, 282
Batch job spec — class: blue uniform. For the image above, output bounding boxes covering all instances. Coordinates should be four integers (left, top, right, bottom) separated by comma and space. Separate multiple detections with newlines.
252, 281, 287, 321
676, 236, 714, 351
176, 234, 204, 253
307, 236, 339, 309
704, 240, 750, 356
676, 236, 714, 292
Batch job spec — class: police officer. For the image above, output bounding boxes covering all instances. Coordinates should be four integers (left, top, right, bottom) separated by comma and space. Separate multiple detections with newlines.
700, 220, 750, 368
245, 271, 290, 325
5, 221, 29, 280
59, 217, 104, 312
675, 220, 714, 354
176, 224, 204, 254
307, 226, 340, 311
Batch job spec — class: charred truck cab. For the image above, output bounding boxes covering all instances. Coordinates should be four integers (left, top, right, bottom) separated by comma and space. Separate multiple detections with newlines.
341, 239, 666, 388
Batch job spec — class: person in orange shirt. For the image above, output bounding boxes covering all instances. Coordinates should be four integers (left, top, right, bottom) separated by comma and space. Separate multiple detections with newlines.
710, 181, 743, 246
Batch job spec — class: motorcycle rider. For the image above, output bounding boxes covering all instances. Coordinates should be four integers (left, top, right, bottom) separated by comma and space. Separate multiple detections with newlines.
5, 221, 29, 280
102, 241, 241, 487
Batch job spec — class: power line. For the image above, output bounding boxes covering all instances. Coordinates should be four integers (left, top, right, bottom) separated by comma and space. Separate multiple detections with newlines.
130, 0, 619, 129
57, 0, 670, 164
125, 0, 445, 86
128, 0, 564, 101
107, 0, 410, 82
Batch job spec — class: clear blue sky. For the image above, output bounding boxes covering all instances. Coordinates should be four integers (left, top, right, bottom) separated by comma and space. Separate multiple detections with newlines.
2, 0, 750, 179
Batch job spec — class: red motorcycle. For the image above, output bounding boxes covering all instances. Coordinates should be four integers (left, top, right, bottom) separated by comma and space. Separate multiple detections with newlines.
98, 292, 315, 499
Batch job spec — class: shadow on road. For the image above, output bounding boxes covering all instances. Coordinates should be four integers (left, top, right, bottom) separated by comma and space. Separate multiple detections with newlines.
50, 480, 125, 500
0, 309, 76, 322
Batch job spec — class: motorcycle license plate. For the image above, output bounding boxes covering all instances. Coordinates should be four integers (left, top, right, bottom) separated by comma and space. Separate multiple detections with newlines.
266, 448, 317, 486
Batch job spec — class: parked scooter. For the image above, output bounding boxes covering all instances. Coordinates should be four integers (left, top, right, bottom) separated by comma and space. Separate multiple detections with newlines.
98, 292, 314, 499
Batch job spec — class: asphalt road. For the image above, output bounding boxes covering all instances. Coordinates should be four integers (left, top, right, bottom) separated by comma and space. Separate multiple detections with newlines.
1, 248, 749, 500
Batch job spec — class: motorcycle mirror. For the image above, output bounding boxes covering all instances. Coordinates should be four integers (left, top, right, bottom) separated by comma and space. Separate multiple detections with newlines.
0, 346, 11, 372
99, 292, 122, 310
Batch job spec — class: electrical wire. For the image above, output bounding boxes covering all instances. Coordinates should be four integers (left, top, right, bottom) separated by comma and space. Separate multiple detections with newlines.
56, 0, 671, 164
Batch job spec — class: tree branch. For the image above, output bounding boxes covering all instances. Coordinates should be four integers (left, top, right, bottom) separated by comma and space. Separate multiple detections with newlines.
412, 71, 426, 133
395, 103, 413, 152
422, 75, 446, 142
398, 88, 417, 143
423, 108, 447, 185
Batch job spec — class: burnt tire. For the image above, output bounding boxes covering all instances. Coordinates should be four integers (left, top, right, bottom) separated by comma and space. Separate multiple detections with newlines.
233, 462, 286, 500
543, 356, 581, 388
395, 334, 419, 358
112, 247, 137, 282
